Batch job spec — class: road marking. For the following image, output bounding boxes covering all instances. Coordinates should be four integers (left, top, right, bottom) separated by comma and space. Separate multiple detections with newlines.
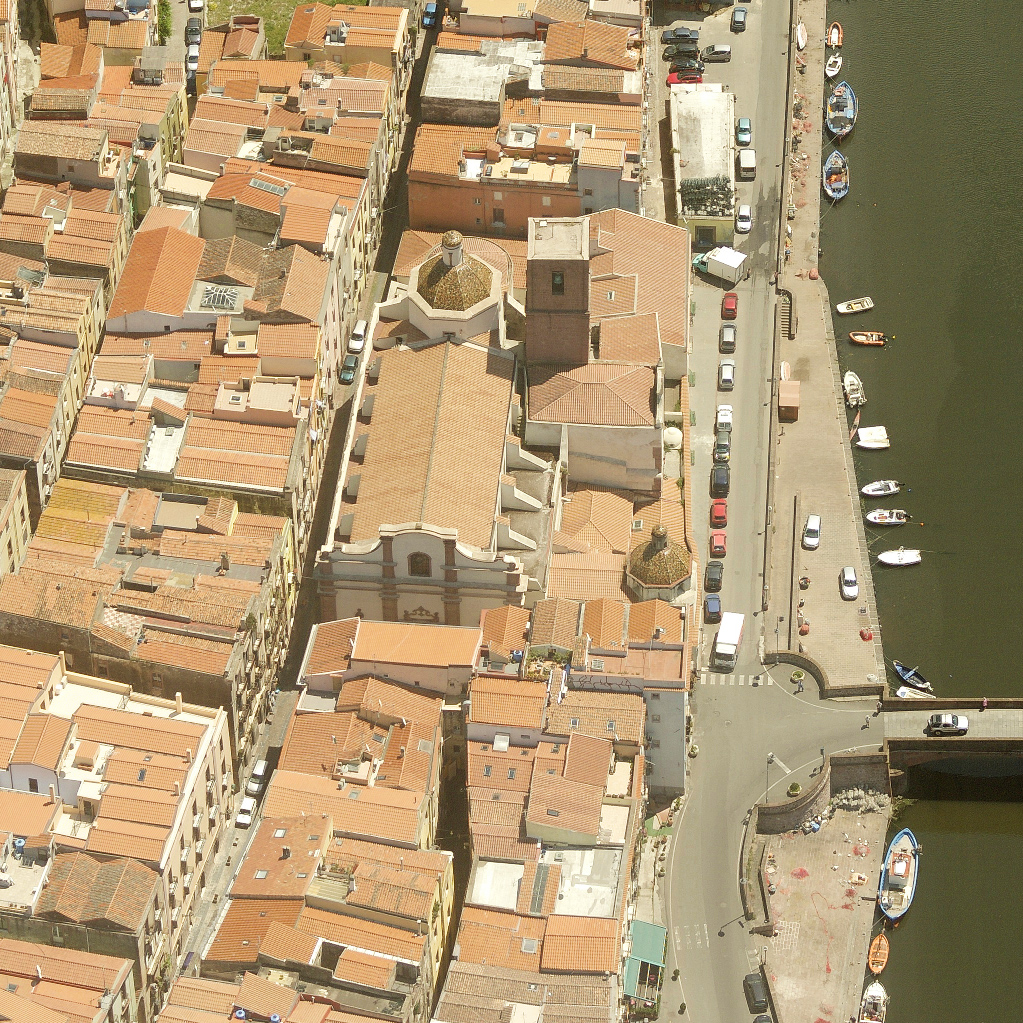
683, 925, 692, 949
703, 923, 709, 947
674, 925, 682, 951
738, 676, 745, 685
699, 672, 774, 689
772, 755, 791, 775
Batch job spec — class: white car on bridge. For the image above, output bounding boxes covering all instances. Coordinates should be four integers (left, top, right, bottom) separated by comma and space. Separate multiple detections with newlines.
927, 713, 969, 736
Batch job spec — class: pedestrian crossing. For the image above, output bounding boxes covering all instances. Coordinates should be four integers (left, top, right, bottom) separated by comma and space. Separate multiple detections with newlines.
698, 670, 773, 687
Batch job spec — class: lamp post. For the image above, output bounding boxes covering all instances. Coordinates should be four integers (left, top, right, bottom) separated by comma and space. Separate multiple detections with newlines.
765, 752, 775, 803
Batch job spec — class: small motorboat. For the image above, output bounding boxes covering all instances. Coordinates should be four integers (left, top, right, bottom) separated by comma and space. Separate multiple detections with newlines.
849, 331, 886, 346
796, 22, 807, 50
823, 150, 849, 201
856, 426, 889, 449
893, 660, 933, 691
896, 685, 934, 700
836, 297, 874, 314
843, 370, 865, 407
878, 548, 922, 567
858, 980, 888, 1023
878, 827, 920, 922
828, 21, 843, 47
865, 509, 910, 526
826, 80, 858, 139
825, 53, 843, 78
862, 480, 901, 497
868, 932, 889, 975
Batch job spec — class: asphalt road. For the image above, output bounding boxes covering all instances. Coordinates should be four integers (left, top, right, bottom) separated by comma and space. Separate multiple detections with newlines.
650, 1, 875, 1018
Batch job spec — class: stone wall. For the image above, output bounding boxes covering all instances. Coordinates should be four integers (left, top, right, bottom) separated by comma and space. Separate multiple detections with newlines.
755, 762, 830, 835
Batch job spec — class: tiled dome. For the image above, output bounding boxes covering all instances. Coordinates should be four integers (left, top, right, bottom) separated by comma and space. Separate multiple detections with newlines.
628, 524, 690, 586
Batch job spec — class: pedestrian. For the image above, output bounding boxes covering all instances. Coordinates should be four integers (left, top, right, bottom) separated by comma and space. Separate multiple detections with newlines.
864, 715, 870, 729
982, 697, 988, 711
796, 680, 804, 693
875, 698, 882, 716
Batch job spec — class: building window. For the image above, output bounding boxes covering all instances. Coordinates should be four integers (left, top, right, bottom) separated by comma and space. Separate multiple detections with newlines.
650, 739, 661, 748
696, 226, 716, 246
96, 664, 109, 678
583, 188, 593, 196
483, 765, 491, 778
541, 196, 551, 207
607, 719, 616, 732
652, 714, 661, 723
493, 208, 505, 225
650, 692, 660, 700
584, 207, 593, 215
551, 272, 564, 296
507, 768, 516, 780
408, 552, 431, 577
493, 191, 503, 200
254, 869, 268, 879
28, 778, 38, 793
476, 218, 482, 225
473, 197, 482, 205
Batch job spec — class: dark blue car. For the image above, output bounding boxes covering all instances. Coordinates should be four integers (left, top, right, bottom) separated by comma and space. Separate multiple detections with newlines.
423, 2, 438, 27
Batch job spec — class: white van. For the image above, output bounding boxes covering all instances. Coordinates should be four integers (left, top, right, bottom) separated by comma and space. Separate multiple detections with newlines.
738, 148, 757, 180
349, 319, 368, 353
246, 759, 268, 796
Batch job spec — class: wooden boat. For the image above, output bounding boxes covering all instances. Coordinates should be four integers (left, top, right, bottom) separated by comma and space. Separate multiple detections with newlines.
893, 660, 932, 691
865, 508, 910, 526
878, 827, 920, 922
858, 980, 888, 1023
849, 331, 886, 346
826, 80, 858, 139
878, 548, 922, 567
896, 684, 934, 699
828, 21, 843, 47
856, 426, 889, 450
862, 480, 901, 497
825, 53, 843, 78
843, 370, 865, 407
836, 297, 874, 314
822, 150, 849, 201
868, 932, 889, 975
796, 22, 807, 50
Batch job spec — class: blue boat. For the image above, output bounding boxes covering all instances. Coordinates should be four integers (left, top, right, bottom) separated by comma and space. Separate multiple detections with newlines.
822, 150, 849, 200
893, 660, 932, 692
878, 827, 920, 922
826, 80, 858, 138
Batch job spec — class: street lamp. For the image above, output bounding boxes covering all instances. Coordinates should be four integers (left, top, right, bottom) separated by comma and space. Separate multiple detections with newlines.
765, 752, 775, 803
775, 616, 784, 651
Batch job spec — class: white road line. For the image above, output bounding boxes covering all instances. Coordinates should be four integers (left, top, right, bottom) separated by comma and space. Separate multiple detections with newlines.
772, 755, 791, 775
674, 925, 683, 951
703, 923, 709, 947
738, 675, 745, 685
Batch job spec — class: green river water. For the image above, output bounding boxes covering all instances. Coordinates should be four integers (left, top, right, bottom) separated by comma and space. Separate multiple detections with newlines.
819, 0, 1023, 1017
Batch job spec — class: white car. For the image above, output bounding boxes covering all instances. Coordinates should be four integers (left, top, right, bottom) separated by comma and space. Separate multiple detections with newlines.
716, 404, 733, 431
187, 0, 204, 11
235, 796, 257, 829
927, 713, 969, 736
802, 514, 821, 550
839, 566, 858, 600
186, 44, 199, 73
718, 358, 735, 391
736, 204, 752, 233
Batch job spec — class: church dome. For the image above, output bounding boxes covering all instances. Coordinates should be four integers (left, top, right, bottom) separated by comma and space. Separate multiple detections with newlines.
628, 524, 690, 587
415, 231, 494, 312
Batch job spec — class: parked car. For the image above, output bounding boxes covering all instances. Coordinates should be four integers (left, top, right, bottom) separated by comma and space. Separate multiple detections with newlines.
704, 559, 724, 592
714, 429, 731, 463
736, 204, 753, 233
731, 6, 748, 31
661, 25, 697, 43
702, 43, 732, 62
186, 43, 199, 73
839, 566, 859, 600
663, 42, 700, 60
711, 464, 730, 497
721, 292, 738, 319
667, 72, 703, 86
670, 59, 705, 74
187, 0, 203, 12
719, 323, 737, 353
423, 2, 438, 26
340, 353, 360, 385
703, 593, 722, 624
744, 973, 769, 1013
0, 876, 12, 889
235, 796, 257, 829
710, 531, 727, 557
802, 514, 821, 550
718, 358, 735, 391
736, 117, 752, 146
716, 404, 732, 431
710, 498, 727, 527
185, 16, 202, 44
927, 713, 969, 736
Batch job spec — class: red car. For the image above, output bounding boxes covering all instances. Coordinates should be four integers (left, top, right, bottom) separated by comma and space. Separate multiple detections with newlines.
666, 72, 703, 86
710, 499, 727, 527
721, 292, 738, 319
710, 531, 727, 557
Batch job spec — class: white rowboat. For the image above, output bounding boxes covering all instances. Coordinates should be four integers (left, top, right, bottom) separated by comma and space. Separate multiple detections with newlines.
856, 426, 889, 449
858, 980, 889, 1023
843, 370, 866, 407
825, 53, 843, 78
878, 548, 922, 567
837, 297, 874, 314
896, 685, 934, 699
796, 22, 807, 50
866, 509, 910, 526
862, 480, 901, 497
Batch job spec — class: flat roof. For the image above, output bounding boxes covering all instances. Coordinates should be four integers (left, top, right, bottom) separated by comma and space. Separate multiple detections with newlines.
671, 85, 734, 182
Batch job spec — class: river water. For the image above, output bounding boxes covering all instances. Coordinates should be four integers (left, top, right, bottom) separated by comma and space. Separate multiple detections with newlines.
819, 0, 1023, 1017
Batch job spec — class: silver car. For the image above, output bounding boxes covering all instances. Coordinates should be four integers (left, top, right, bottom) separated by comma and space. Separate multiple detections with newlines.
802, 514, 821, 550
718, 358, 736, 391
839, 566, 858, 600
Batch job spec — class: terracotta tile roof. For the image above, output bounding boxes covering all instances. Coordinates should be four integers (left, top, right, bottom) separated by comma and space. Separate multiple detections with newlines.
231, 817, 328, 900
528, 597, 580, 650
194, 95, 271, 130
578, 138, 626, 169
394, 230, 526, 292
303, 617, 356, 675
9, 713, 72, 771
0, 386, 59, 430
540, 915, 619, 973
554, 487, 633, 555
528, 362, 655, 427
351, 620, 481, 669
525, 769, 603, 837
467, 742, 534, 792
580, 597, 628, 652
35, 852, 158, 930
346, 860, 436, 920
469, 676, 548, 731
197, 234, 264, 287
562, 731, 613, 784
184, 122, 247, 159
14, 121, 106, 160
257, 920, 319, 966
73, 703, 207, 756
348, 340, 513, 550
236, 972, 300, 1021
52, 10, 89, 46
87, 16, 148, 49
252, 244, 329, 322
627, 599, 684, 645
285, 2, 334, 49
295, 905, 427, 964
514, 859, 562, 917
546, 552, 628, 601
101, 330, 213, 361
163, 976, 241, 1016
0, 790, 62, 838
541, 65, 624, 93
332, 946, 396, 988
0, 936, 132, 1001
469, 823, 540, 862
326, 837, 450, 879
533, 0, 588, 23
85, 817, 167, 862
0, 571, 104, 629
206, 900, 302, 962
457, 907, 546, 971
409, 123, 495, 178
546, 689, 644, 745
597, 311, 661, 365
479, 604, 531, 661
211, 60, 306, 92
102, 748, 188, 792
108, 227, 205, 320
335, 676, 442, 731
278, 708, 382, 776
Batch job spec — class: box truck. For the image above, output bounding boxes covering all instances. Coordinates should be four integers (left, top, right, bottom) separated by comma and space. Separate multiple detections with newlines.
692, 246, 748, 284
711, 612, 745, 671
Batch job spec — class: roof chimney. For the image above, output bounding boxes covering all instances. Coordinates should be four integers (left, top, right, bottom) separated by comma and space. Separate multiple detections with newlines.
173, 781, 180, 796
186, 748, 193, 764
175, 692, 183, 714
48, 784, 56, 802
35, 965, 42, 981
441, 230, 463, 267
281, 845, 291, 859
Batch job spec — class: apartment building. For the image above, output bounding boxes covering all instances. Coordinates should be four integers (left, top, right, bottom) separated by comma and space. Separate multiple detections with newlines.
0, 469, 29, 575
0, 0, 20, 157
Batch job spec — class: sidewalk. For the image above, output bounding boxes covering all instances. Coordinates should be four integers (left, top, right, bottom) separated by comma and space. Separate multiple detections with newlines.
768, 0, 885, 694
